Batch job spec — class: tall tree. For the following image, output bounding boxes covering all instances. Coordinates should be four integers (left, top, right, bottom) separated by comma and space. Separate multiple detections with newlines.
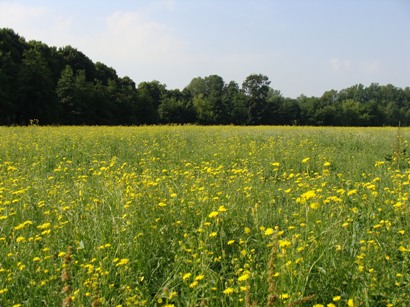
17, 48, 57, 124
137, 81, 165, 124
158, 89, 195, 124
113, 77, 140, 125
242, 74, 271, 124
0, 51, 17, 124
58, 46, 96, 81
0, 29, 26, 124
185, 77, 207, 98
0, 28, 27, 63
91, 80, 112, 124
276, 98, 301, 125
297, 95, 320, 125
223, 81, 245, 124
186, 77, 209, 124
205, 75, 229, 124
73, 70, 93, 124
56, 67, 95, 124
186, 75, 228, 124
340, 99, 363, 126
95, 62, 118, 85
29, 40, 63, 86
56, 65, 77, 124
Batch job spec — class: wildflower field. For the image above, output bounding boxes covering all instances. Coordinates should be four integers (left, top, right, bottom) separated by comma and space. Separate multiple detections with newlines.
0, 126, 409, 306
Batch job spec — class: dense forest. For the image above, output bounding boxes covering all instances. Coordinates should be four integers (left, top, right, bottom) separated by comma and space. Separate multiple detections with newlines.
1, 28, 410, 126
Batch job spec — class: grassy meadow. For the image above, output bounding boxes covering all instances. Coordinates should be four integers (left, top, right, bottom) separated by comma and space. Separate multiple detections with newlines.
0, 126, 409, 306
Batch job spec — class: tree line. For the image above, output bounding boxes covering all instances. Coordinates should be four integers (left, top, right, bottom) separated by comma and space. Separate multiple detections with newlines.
1, 28, 410, 126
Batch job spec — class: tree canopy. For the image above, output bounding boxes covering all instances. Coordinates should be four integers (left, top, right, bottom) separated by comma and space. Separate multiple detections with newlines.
1, 28, 410, 126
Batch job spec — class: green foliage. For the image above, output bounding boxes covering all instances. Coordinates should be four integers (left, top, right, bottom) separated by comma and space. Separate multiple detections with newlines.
0, 52, 15, 124
137, 81, 166, 124
159, 89, 196, 124
17, 48, 57, 124
1, 27, 410, 126
242, 74, 271, 124
58, 45, 96, 81
186, 75, 231, 124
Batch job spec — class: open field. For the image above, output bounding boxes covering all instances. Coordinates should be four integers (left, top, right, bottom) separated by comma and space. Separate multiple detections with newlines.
0, 126, 409, 306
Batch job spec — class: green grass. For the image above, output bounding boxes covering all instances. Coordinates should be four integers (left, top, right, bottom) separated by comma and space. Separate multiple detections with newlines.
0, 126, 409, 306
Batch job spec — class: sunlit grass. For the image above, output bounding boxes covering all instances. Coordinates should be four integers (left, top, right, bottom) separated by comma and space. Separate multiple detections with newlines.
0, 126, 409, 306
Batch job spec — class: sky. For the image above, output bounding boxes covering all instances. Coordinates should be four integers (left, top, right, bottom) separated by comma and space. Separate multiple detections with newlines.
1, 0, 409, 98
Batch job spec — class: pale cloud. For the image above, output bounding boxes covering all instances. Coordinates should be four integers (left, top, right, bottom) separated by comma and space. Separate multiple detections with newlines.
0, 2, 48, 23
0, 2, 73, 46
146, 0, 176, 12
330, 58, 382, 76
98, 10, 185, 60
73, 9, 191, 86
360, 60, 381, 75
83, 6, 275, 87
0, 1, 186, 83
330, 58, 351, 71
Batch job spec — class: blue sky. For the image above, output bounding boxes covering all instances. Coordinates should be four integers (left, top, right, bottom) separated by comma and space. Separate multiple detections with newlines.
1, 0, 409, 97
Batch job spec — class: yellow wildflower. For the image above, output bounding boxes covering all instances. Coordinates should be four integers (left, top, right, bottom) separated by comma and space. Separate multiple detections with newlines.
218, 205, 227, 212
398, 246, 409, 252
332, 295, 341, 301
279, 240, 291, 248
208, 211, 219, 218
13, 220, 33, 231
36, 222, 51, 230
182, 273, 191, 280
310, 202, 320, 209
264, 228, 274, 235
223, 287, 234, 295
238, 272, 250, 281
116, 258, 129, 266
16, 236, 26, 243
347, 189, 357, 196
301, 190, 316, 200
